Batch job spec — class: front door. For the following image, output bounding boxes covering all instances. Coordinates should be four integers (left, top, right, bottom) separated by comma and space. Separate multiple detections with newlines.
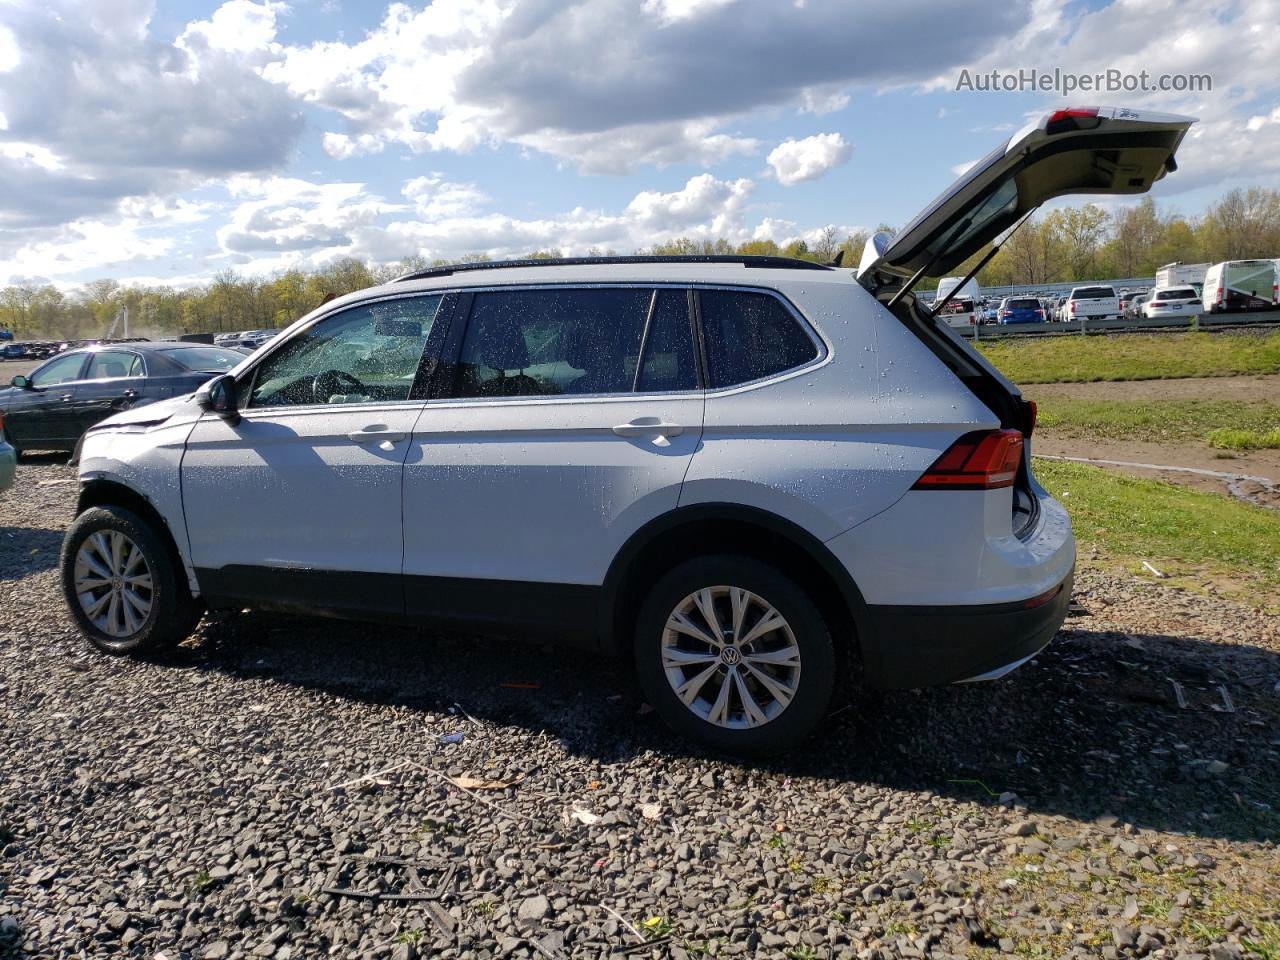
180, 292, 449, 618
401, 285, 705, 637
6, 351, 89, 448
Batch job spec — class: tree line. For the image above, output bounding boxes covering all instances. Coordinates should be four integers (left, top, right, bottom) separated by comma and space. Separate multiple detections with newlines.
3, 187, 1278, 341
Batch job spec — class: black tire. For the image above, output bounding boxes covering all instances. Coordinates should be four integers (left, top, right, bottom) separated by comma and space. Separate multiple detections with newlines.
634, 554, 837, 757
60, 505, 202, 655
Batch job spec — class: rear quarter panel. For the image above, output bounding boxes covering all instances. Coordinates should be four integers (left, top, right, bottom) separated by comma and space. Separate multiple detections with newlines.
680, 279, 998, 541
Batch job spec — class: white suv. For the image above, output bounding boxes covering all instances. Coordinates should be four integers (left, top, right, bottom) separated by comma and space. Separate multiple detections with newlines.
61, 106, 1193, 754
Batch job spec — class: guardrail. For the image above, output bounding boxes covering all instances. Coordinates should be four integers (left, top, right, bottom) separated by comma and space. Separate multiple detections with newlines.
954, 309, 1280, 339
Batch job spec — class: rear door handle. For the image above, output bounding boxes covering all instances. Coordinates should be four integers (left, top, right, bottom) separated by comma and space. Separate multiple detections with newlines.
612, 420, 684, 437
348, 427, 406, 444
59, 394, 74, 402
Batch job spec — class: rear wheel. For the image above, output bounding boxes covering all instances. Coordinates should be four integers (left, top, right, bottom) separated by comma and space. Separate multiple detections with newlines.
634, 554, 836, 756
61, 506, 202, 655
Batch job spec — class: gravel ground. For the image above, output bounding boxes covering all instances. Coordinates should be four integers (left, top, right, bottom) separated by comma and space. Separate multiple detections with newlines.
2, 458, 1278, 960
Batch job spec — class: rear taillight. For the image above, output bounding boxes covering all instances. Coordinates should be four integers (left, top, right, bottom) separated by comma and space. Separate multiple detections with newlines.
1216, 287, 1224, 302
1069, 301, 1077, 316
912, 429, 1025, 491
1001, 310, 1012, 317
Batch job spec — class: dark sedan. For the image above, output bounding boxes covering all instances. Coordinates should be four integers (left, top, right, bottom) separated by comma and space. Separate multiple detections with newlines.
0, 343, 243, 455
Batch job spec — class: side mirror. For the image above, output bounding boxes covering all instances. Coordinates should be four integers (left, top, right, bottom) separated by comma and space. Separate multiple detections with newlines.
11, 375, 31, 389
197, 373, 240, 424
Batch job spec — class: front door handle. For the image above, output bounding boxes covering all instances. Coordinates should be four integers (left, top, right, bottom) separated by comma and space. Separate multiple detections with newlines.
348, 426, 406, 444
612, 419, 684, 438
59, 394, 74, 402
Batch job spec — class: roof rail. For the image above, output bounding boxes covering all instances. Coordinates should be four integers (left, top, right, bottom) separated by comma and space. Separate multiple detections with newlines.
393, 254, 833, 283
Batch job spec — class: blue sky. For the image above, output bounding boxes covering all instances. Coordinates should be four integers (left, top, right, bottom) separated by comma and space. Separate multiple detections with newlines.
1, 0, 1277, 289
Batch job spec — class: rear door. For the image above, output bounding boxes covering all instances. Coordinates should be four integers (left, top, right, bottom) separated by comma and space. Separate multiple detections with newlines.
858, 107, 1195, 288
400, 285, 704, 637
70, 349, 148, 434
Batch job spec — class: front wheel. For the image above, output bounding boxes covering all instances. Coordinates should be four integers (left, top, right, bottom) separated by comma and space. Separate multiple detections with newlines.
634, 554, 837, 756
60, 506, 202, 655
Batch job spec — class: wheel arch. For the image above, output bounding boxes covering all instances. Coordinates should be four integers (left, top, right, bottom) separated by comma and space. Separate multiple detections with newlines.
599, 503, 875, 668
76, 478, 198, 596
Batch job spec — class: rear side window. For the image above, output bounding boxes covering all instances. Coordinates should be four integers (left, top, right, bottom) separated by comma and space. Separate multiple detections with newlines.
456, 288, 652, 398
699, 289, 818, 389
85, 351, 143, 379
637, 290, 697, 392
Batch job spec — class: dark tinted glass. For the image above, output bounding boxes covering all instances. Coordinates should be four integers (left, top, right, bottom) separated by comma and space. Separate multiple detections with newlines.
699, 290, 818, 389
637, 289, 696, 392
456, 288, 650, 398
1008, 298, 1040, 309
1072, 287, 1115, 299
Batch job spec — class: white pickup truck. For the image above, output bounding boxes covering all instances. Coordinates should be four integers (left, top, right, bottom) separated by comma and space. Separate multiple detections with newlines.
1065, 284, 1121, 321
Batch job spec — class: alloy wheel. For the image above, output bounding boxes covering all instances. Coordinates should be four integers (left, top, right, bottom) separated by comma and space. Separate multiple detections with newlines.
73, 530, 154, 638
660, 585, 801, 729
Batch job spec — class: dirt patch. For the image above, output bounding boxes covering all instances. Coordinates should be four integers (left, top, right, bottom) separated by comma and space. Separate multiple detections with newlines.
1024, 372, 1280, 404
1027, 374, 1280, 504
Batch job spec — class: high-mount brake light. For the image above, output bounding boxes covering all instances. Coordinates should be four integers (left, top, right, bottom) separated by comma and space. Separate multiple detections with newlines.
912, 430, 1025, 491
1045, 106, 1101, 135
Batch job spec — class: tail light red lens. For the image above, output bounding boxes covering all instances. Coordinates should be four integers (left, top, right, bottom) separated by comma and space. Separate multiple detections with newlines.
912, 429, 1025, 491
1216, 287, 1224, 302
1045, 106, 1100, 134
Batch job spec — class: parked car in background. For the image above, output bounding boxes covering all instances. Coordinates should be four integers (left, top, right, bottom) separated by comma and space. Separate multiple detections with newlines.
1142, 286, 1201, 319
1125, 293, 1150, 319
0, 343, 243, 455
0, 416, 14, 494
2, 343, 29, 360
0, 329, 13, 342
1065, 285, 1121, 321
997, 297, 1047, 324
1203, 260, 1278, 313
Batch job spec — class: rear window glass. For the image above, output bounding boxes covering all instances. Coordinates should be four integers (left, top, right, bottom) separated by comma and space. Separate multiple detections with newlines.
1007, 298, 1040, 309
1071, 287, 1115, 299
699, 290, 818, 389
163, 347, 243, 371
1156, 288, 1197, 300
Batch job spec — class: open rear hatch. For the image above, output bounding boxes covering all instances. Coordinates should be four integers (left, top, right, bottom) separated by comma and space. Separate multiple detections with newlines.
857, 106, 1195, 536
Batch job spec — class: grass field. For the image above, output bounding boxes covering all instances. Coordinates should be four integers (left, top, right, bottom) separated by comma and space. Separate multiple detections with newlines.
1035, 459, 1280, 590
977, 331, 1280, 384
1036, 398, 1280, 449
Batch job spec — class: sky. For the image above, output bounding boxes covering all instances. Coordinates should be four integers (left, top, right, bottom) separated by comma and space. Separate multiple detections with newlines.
1, 0, 1278, 290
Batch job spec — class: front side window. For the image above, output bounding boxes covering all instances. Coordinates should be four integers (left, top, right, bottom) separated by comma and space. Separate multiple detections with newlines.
85, 351, 143, 380
30, 353, 86, 387
699, 289, 819, 389
455, 288, 655, 398
249, 295, 441, 408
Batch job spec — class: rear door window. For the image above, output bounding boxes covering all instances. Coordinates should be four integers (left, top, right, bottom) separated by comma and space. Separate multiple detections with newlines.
699, 289, 819, 389
85, 351, 143, 380
455, 287, 689, 398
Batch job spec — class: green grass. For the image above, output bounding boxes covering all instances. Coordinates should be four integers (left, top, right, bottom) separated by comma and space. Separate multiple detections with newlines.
1036, 398, 1280, 446
977, 331, 1280, 384
1206, 427, 1280, 450
1035, 459, 1280, 587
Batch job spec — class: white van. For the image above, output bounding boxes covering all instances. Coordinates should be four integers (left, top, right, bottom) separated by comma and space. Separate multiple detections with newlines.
1154, 262, 1209, 291
933, 276, 982, 327
1203, 260, 1277, 313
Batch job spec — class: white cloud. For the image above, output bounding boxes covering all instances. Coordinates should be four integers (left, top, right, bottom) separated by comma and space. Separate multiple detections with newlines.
402, 174, 488, 219
217, 177, 399, 255
264, 0, 1029, 172
767, 133, 852, 185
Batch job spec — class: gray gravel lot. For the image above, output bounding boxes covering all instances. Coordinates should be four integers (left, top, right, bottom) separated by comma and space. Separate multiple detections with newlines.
2, 458, 1278, 960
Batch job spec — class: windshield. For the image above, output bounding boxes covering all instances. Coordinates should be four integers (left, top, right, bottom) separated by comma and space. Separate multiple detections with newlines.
163, 347, 244, 371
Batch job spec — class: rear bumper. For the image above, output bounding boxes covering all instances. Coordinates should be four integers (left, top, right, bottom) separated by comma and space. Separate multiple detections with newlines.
860, 571, 1072, 689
